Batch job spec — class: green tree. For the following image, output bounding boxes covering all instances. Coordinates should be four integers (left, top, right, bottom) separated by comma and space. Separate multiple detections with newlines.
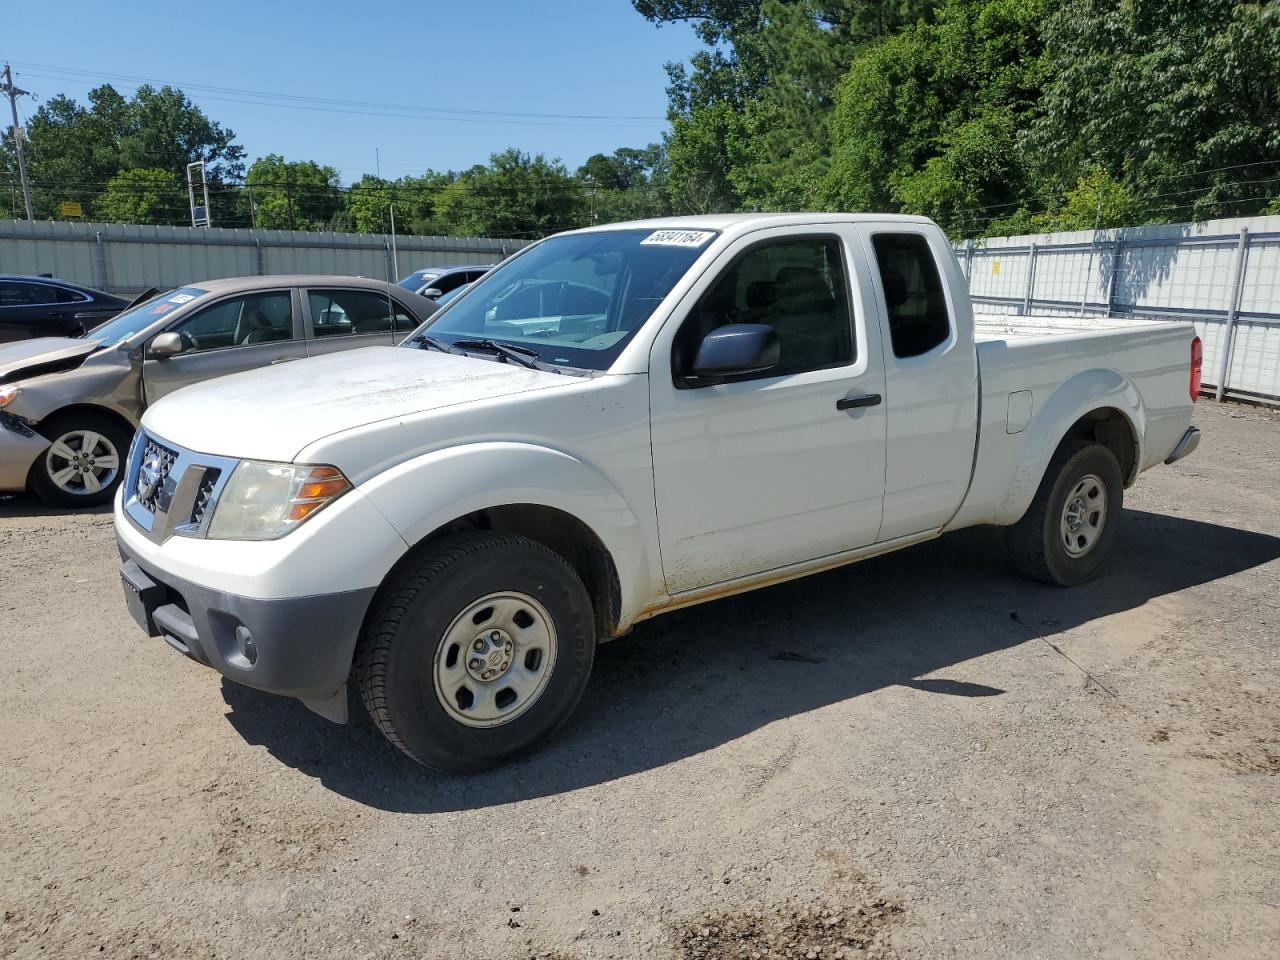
433, 149, 585, 237
578, 144, 672, 223
245, 155, 343, 231
93, 167, 185, 224
0, 83, 244, 221
824, 0, 1048, 236
636, 1, 938, 211
1026, 0, 1280, 224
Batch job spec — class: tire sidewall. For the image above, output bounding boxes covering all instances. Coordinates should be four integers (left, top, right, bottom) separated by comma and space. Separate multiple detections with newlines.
1040, 445, 1124, 586
378, 539, 595, 771
28, 413, 131, 508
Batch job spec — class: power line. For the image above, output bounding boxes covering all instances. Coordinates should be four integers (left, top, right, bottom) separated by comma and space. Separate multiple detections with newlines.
2, 60, 665, 127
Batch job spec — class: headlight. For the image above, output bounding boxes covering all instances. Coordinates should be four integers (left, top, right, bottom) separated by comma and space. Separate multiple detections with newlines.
207, 461, 351, 540
0, 385, 20, 408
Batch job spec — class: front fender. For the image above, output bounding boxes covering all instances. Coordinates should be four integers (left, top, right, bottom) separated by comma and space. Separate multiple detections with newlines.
997, 368, 1145, 524
357, 442, 656, 629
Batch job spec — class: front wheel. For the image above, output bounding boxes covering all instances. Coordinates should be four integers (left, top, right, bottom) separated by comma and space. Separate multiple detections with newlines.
354, 533, 596, 772
28, 412, 131, 508
1007, 442, 1124, 586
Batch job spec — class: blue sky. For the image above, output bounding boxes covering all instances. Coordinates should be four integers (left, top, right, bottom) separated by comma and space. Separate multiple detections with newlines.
1, 0, 701, 182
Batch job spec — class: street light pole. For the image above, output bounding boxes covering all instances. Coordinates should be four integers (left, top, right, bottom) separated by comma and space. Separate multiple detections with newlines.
1, 64, 34, 221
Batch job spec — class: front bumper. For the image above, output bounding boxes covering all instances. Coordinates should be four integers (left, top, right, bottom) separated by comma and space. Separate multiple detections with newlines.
0, 411, 49, 491
118, 537, 375, 721
1164, 425, 1201, 465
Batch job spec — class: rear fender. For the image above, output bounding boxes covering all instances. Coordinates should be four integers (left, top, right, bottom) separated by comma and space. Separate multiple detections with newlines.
356, 442, 655, 629
997, 369, 1145, 524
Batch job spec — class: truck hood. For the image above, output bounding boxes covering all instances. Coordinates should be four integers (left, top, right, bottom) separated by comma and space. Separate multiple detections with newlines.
0, 337, 99, 383
141, 345, 576, 462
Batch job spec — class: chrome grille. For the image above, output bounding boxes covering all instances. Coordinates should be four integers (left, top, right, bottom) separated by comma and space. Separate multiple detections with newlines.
135, 437, 178, 514
189, 469, 221, 527
123, 430, 238, 544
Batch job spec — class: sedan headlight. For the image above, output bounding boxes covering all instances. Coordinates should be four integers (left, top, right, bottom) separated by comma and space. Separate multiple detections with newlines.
207, 461, 351, 540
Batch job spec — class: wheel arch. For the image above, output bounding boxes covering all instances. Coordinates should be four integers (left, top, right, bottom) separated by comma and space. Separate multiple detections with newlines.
373, 503, 623, 642
356, 442, 658, 636
35, 402, 138, 444
997, 369, 1145, 525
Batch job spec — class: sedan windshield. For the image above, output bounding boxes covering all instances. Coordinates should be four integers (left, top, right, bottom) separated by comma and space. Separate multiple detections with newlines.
409, 228, 717, 370
84, 287, 210, 348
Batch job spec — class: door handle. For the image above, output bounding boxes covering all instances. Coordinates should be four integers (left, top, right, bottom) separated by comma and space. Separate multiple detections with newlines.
836, 393, 882, 410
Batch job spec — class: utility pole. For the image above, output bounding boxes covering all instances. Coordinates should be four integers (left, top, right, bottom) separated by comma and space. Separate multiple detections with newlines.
284, 163, 294, 231
1, 64, 34, 221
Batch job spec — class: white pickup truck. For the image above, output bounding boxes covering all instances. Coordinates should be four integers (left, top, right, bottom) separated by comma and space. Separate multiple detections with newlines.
114, 214, 1201, 771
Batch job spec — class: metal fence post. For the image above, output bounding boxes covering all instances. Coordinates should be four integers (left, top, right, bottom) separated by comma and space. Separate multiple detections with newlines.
383, 241, 392, 283
94, 231, 109, 292
1020, 242, 1037, 315
964, 239, 975, 284
1105, 239, 1124, 317
1215, 227, 1251, 402
254, 237, 265, 275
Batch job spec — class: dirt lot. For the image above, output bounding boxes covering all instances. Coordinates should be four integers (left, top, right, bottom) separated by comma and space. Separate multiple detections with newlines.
2, 401, 1278, 960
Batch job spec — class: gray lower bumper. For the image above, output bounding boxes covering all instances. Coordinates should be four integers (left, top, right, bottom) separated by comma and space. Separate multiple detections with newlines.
118, 538, 375, 722
0, 411, 49, 491
1164, 425, 1201, 465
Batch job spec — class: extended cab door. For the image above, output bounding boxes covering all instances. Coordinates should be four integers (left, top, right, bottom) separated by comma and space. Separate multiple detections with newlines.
141, 288, 306, 404
648, 227, 888, 595
855, 224, 979, 540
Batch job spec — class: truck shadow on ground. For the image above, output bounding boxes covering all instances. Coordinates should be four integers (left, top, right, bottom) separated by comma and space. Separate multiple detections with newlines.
220, 509, 1280, 812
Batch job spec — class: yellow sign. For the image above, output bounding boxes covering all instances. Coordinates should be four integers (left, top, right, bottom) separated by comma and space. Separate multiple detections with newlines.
991, 260, 1001, 275
59, 201, 83, 217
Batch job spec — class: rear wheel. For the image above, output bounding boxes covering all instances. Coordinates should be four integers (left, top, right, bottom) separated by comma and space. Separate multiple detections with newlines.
1007, 442, 1124, 586
355, 533, 596, 772
28, 412, 131, 508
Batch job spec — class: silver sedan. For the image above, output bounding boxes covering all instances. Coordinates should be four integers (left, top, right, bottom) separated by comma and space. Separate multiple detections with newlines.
0, 275, 435, 507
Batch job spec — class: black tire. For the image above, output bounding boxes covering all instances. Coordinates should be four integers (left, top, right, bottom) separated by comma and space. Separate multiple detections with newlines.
354, 532, 596, 772
28, 411, 132, 508
1007, 441, 1124, 586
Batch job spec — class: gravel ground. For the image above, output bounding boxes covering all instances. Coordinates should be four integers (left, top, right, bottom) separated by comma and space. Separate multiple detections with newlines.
2, 401, 1278, 960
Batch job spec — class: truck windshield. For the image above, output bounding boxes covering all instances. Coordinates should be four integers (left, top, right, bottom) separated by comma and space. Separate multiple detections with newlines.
84, 287, 210, 348
409, 228, 717, 370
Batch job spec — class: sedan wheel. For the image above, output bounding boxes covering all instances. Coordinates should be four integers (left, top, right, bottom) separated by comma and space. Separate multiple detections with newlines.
28, 413, 132, 508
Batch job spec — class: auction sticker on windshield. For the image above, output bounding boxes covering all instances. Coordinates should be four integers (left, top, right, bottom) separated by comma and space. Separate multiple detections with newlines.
641, 229, 715, 247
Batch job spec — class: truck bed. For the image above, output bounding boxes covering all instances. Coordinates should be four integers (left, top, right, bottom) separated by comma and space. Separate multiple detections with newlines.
947, 312, 1197, 531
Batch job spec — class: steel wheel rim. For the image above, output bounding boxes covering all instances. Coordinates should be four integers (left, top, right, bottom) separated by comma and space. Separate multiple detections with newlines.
44, 429, 120, 496
1060, 472, 1107, 558
432, 591, 558, 729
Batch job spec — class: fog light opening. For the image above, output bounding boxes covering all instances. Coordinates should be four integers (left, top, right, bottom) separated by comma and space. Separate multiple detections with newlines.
235, 626, 258, 666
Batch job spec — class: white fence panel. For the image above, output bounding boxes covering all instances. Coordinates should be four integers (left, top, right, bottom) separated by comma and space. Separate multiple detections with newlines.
958, 215, 1280, 402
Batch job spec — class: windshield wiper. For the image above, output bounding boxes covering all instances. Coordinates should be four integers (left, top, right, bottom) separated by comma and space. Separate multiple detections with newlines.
408, 333, 456, 354
450, 338, 541, 369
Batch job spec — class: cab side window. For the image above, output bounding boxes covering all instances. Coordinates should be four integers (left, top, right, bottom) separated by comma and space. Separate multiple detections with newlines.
673, 237, 853, 381
871, 233, 951, 358
172, 292, 294, 352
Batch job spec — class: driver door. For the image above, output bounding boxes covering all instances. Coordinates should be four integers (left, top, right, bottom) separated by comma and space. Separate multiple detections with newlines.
142, 289, 305, 405
648, 229, 888, 594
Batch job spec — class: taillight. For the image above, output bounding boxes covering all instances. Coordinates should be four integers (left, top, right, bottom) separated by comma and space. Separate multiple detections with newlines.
1190, 336, 1203, 401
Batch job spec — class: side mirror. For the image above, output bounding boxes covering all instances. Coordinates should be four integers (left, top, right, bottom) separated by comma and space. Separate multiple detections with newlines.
689, 323, 779, 381
421, 288, 444, 300
149, 331, 183, 358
